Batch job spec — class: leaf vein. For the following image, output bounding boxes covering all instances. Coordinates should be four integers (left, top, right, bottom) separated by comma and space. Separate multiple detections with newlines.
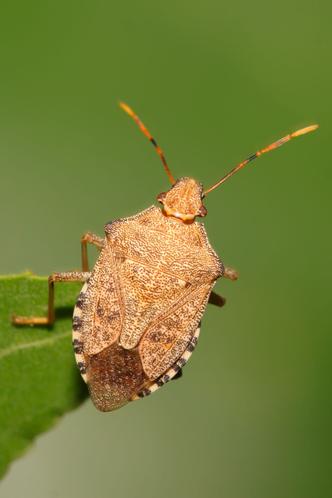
0, 331, 71, 361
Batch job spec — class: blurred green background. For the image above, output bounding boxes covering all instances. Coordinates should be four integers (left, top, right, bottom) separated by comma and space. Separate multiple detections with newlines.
1, 1, 331, 497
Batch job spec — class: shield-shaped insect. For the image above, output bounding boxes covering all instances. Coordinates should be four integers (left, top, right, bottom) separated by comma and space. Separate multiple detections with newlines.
13, 104, 318, 411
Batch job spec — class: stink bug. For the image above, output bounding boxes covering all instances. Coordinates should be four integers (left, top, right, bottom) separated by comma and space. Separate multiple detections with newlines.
13, 104, 318, 411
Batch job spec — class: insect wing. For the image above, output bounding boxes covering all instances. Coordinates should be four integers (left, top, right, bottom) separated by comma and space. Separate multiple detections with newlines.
139, 282, 213, 379
75, 246, 123, 357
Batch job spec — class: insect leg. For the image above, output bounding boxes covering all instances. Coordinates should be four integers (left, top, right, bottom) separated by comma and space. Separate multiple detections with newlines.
223, 266, 239, 281
81, 232, 104, 272
12, 271, 90, 326
210, 266, 238, 307
208, 291, 226, 307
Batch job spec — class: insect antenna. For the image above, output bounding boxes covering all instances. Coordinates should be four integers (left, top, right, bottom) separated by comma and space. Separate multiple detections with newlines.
204, 124, 319, 195
119, 102, 176, 185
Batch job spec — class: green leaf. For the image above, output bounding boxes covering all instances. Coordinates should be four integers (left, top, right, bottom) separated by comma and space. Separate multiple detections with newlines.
0, 274, 88, 479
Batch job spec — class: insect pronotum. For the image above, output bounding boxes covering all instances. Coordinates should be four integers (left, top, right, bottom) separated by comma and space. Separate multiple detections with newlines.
13, 105, 318, 411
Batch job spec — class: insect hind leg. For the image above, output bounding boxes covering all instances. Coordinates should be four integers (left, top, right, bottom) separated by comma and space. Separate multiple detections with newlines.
12, 271, 90, 326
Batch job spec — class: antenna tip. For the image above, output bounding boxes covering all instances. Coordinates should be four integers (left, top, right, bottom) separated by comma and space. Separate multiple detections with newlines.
292, 124, 319, 138
119, 101, 134, 117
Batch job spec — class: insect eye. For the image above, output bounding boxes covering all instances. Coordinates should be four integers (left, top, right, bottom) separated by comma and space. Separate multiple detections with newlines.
157, 192, 166, 203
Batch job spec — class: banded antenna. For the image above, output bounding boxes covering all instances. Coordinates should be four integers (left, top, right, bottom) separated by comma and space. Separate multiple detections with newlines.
120, 102, 175, 185
204, 124, 319, 195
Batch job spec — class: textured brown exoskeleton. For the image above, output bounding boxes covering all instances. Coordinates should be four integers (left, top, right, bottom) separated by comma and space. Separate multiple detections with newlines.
13, 104, 318, 411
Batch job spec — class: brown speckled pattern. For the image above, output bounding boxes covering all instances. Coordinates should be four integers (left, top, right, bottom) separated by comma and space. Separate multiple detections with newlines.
134, 325, 201, 399
88, 342, 147, 412
73, 204, 223, 411
160, 177, 205, 219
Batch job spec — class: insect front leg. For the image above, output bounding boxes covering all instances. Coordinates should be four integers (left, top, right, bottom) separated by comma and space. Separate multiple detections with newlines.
224, 266, 239, 281
81, 232, 104, 272
12, 271, 90, 326
209, 266, 238, 307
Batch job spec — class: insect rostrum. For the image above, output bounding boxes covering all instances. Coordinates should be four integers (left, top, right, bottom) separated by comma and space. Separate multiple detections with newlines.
12, 104, 318, 411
